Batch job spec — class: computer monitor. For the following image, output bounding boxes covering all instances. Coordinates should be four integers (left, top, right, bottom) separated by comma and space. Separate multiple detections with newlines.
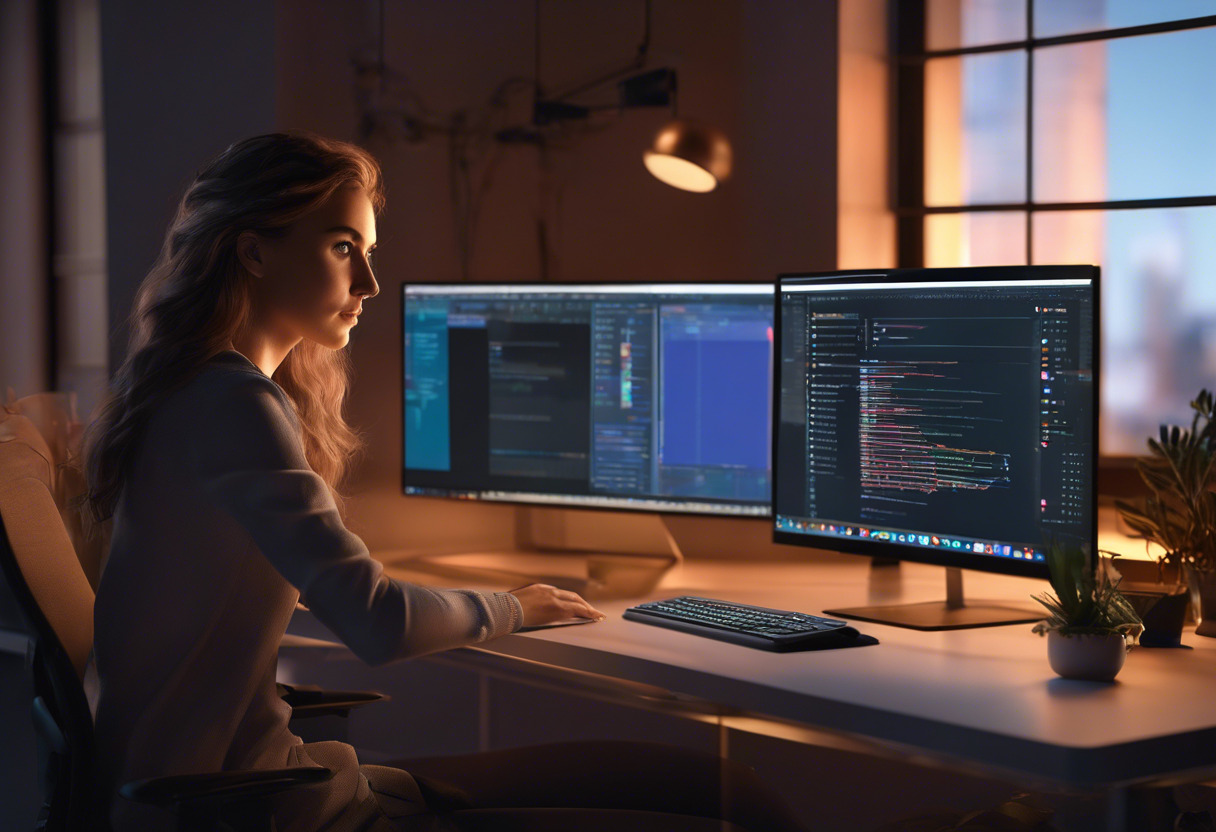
403, 282, 774, 518
774, 265, 1098, 630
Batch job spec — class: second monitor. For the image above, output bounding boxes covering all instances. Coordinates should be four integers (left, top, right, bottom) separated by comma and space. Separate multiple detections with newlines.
774, 266, 1098, 629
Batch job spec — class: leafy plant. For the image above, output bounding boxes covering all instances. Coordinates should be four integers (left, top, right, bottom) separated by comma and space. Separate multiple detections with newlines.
1115, 388, 1216, 579
1031, 542, 1143, 639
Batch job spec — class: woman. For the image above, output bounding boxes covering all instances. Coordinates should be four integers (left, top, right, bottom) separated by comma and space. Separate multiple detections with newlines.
85, 132, 805, 832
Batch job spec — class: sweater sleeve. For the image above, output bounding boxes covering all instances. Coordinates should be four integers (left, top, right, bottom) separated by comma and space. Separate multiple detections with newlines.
189, 369, 521, 665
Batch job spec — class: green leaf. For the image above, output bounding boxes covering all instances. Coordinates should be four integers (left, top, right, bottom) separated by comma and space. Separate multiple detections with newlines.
1034, 542, 1141, 631
1122, 387, 1216, 572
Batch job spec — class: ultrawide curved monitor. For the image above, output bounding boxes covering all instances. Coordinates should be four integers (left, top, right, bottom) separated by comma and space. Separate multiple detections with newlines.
774, 266, 1098, 590
403, 283, 774, 517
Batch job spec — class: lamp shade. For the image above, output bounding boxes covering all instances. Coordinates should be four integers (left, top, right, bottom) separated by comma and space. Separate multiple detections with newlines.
643, 119, 732, 193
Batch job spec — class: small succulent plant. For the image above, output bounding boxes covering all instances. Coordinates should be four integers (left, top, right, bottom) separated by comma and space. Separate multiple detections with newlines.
1031, 542, 1143, 639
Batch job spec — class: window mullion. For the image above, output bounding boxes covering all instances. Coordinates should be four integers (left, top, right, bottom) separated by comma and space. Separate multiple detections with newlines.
1026, 0, 1034, 265
919, 13, 1216, 60
894, 0, 926, 267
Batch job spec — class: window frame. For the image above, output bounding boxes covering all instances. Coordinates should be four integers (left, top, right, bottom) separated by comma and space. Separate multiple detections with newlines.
890, 1, 1216, 495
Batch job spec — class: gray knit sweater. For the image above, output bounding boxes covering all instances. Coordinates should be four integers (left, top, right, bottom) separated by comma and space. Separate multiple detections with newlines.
92, 351, 521, 831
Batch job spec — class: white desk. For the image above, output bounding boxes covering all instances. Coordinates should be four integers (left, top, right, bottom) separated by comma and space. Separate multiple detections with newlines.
369, 554, 1216, 792
283, 552, 1216, 831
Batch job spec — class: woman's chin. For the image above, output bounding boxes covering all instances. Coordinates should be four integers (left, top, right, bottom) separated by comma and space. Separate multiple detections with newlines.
307, 331, 351, 351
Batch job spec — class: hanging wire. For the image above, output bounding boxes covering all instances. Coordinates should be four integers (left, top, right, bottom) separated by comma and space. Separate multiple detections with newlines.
379, 0, 386, 98
535, 0, 542, 98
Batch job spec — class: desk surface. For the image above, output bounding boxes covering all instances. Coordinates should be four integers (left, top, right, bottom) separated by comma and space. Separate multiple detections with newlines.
366, 552, 1216, 791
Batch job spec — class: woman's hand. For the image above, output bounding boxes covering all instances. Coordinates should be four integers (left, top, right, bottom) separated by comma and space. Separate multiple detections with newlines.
509, 583, 606, 627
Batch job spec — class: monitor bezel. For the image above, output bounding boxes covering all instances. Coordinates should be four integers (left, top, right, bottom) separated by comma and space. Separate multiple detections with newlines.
771, 265, 1100, 580
401, 280, 776, 519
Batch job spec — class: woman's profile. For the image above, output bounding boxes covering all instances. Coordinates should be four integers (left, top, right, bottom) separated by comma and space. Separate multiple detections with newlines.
84, 132, 805, 832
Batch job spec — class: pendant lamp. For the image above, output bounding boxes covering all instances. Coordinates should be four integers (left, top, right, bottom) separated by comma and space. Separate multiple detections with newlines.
643, 119, 732, 193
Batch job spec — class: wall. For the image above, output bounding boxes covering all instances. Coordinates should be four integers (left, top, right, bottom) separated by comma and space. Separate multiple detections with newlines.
96, 0, 859, 554
100, 0, 277, 374
272, 0, 841, 554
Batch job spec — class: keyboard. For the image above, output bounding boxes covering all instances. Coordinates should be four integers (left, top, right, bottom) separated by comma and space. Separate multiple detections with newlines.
624, 596, 873, 652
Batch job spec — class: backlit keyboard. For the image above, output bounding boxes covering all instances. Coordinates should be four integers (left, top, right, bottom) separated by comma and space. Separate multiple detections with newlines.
624, 596, 871, 652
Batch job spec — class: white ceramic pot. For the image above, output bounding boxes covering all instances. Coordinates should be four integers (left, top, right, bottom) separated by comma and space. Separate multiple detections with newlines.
1046, 630, 1128, 682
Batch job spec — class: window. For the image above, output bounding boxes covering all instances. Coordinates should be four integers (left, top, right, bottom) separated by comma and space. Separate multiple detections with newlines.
896, 0, 1216, 458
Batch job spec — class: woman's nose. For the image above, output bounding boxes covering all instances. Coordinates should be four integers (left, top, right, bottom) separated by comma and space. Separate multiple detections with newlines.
355, 254, 379, 299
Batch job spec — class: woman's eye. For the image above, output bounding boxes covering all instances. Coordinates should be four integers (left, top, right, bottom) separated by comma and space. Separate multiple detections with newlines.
335, 241, 353, 256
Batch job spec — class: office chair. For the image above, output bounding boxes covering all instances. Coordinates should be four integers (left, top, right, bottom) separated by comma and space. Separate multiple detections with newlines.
0, 413, 381, 832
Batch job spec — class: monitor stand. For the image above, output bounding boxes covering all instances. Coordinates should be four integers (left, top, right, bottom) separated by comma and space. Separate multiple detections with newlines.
823, 564, 1045, 631
402, 506, 683, 600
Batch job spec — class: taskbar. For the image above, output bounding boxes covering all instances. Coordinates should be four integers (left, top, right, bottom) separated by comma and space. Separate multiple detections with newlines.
774, 515, 1046, 563
404, 486, 770, 516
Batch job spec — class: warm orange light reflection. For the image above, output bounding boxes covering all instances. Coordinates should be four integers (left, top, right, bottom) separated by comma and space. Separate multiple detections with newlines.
926, 213, 1026, 267
1033, 211, 1103, 266
925, 57, 963, 208
838, 0, 895, 268
642, 153, 717, 193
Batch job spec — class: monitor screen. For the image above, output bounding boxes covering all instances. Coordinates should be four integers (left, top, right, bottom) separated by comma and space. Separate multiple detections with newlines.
403, 283, 774, 516
774, 266, 1098, 580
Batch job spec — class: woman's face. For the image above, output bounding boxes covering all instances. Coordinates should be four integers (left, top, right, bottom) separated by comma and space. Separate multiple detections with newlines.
246, 185, 379, 350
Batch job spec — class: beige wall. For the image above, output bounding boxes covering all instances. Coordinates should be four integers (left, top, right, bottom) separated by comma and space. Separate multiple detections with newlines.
100, 0, 278, 375
273, 0, 841, 556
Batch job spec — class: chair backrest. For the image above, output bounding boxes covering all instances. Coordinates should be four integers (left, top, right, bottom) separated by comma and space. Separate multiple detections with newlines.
0, 413, 100, 830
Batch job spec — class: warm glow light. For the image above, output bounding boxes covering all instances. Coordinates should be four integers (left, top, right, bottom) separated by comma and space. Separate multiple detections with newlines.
643, 119, 731, 193
838, 0, 895, 268
643, 152, 717, 192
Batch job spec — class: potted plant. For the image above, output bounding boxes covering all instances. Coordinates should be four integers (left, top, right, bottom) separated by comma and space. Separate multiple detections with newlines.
1032, 543, 1143, 682
1115, 388, 1216, 639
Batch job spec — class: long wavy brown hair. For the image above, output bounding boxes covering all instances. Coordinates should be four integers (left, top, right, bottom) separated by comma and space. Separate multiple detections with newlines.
84, 131, 385, 522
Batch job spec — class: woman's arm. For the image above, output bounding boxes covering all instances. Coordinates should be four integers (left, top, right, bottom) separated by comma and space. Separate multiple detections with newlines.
191, 369, 522, 664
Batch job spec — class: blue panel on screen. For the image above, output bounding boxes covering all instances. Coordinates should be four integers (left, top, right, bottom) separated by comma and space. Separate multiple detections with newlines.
662, 340, 769, 471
